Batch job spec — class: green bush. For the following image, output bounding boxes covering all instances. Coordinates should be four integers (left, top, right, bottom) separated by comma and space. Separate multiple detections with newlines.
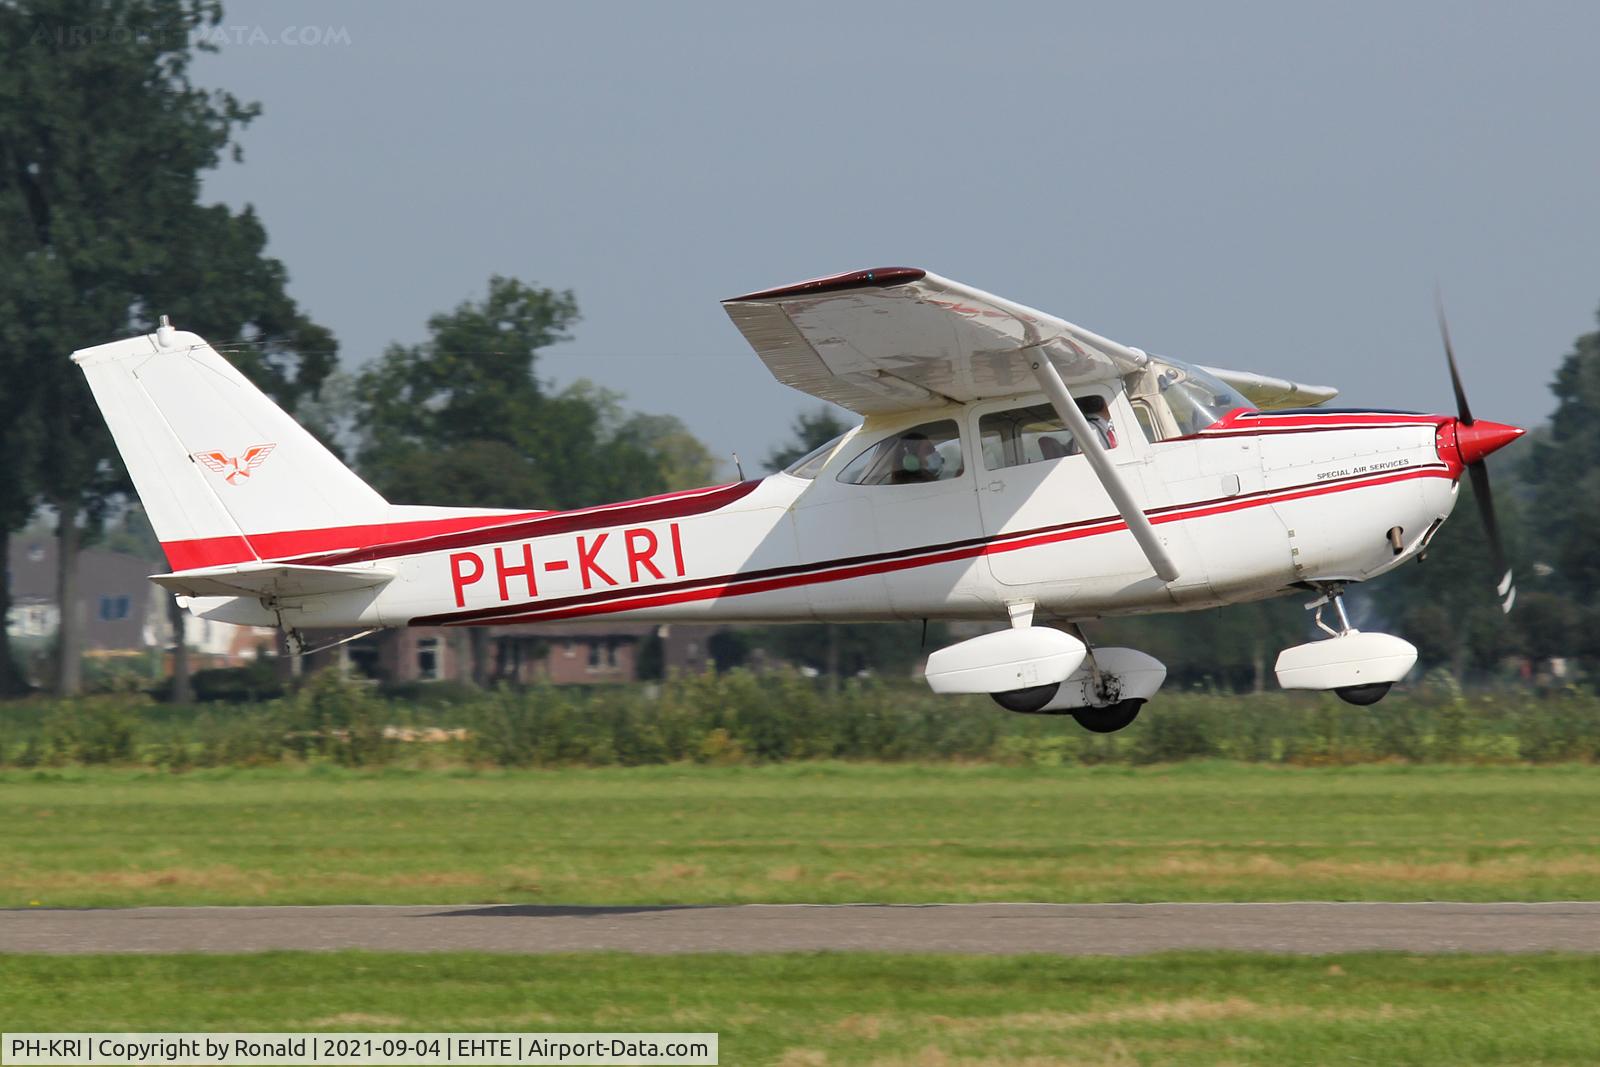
188, 660, 284, 703
283, 669, 393, 767
1131, 705, 1221, 764
40, 697, 140, 764
1514, 688, 1600, 762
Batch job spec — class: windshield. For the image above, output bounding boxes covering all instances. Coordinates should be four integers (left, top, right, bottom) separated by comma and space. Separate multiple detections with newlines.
781, 432, 850, 479
1149, 357, 1253, 435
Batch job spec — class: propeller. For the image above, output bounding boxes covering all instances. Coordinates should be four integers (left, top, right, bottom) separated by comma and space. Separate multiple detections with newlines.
1436, 296, 1524, 613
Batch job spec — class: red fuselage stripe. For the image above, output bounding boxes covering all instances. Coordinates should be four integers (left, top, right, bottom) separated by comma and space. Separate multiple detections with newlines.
158, 482, 759, 570
413, 464, 1453, 627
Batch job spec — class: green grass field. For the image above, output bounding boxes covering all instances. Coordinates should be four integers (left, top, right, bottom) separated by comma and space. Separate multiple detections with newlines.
4, 762, 1598, 907
5, 951, 1600, 1065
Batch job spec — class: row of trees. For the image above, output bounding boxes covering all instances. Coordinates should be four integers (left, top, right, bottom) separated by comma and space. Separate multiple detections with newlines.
0, 0, 714, 695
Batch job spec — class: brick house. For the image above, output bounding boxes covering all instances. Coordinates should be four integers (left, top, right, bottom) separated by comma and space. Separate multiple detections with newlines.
363, 622, 723, 685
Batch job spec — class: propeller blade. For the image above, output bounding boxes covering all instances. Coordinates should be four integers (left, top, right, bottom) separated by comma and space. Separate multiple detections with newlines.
1466, 461, 1515, 613
1435, 294, 1512, 609
1435, 294, 1475, 426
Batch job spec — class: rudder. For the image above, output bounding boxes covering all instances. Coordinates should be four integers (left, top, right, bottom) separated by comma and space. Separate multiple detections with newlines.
73, 323, 390, 570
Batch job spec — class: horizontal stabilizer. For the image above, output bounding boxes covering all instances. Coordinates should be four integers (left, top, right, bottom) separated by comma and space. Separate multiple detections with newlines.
151, 562, 394, 599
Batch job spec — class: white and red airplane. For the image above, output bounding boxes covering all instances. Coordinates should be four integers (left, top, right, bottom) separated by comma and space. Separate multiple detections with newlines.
75, 268, 1523, 731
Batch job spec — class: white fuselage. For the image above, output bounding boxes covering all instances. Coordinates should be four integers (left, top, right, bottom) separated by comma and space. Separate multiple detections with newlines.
196, 397, 1461, 634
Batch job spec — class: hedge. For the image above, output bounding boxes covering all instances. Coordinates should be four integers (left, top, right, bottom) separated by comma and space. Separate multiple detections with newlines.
0, 668, 1596, 769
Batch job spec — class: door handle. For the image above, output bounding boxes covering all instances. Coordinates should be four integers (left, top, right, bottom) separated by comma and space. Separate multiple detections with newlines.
987, 480, 1005, 493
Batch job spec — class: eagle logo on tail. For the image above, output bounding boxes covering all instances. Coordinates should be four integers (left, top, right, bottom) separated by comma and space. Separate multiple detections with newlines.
194, 444, 276, 485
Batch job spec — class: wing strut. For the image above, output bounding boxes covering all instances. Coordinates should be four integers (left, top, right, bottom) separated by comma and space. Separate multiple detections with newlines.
1028, 353, 1181, 583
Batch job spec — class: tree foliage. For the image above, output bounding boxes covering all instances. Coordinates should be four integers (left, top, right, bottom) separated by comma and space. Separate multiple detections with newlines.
0, 0, 336, 692
354, 276, 715, 511
1523, 308, 1600, 600
764, 406, 850, 472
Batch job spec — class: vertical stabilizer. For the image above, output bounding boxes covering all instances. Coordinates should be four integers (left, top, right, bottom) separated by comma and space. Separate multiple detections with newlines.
73, 326, 389, 569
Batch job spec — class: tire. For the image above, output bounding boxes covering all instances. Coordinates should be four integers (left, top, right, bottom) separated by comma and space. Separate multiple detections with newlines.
1072, 699, 1144, 734
990, 683, 1062, 714
1335, 682, 1392, 706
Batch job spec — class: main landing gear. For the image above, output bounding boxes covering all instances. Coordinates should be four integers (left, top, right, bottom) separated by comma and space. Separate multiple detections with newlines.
921, 609, 1166, 734
1275, 585, 1418, 706
987, 639, 1166, 734
989, 685, 1146, 732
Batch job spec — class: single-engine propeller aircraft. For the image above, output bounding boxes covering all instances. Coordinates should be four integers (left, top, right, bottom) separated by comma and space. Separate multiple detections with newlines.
75, 268, 1525, 731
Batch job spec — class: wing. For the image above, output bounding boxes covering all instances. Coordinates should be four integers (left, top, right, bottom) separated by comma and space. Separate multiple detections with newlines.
193, 451, 229, 473
723, 268, 1147, 415
1199, 366, 1339, 411
242, 443, 277, 469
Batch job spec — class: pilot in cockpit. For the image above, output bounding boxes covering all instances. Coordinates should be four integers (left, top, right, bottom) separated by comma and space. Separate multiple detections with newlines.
1077, 395, 1117, 449
890, 432, 943, 484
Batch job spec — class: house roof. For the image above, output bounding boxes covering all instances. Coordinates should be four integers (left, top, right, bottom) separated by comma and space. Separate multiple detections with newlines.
8, 538, 158, 601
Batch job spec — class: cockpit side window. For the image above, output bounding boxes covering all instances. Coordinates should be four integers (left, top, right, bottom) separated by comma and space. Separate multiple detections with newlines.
836, 420, 965, 486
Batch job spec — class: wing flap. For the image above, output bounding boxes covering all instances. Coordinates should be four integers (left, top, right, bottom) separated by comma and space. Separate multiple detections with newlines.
151, 562, 394, 599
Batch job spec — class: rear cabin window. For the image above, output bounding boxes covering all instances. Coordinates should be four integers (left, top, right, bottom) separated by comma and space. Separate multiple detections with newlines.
979, 397, 1118, 470
837, 420, 964, 485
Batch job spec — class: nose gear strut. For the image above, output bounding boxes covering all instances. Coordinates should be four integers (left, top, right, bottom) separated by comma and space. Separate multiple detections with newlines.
1276, 583, 1410, 706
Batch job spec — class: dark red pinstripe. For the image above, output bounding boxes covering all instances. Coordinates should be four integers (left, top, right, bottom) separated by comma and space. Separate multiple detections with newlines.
413, 464, 1453, 627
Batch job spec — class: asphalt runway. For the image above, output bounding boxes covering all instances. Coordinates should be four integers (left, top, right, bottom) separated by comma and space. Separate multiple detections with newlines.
3, 902, 1599, 955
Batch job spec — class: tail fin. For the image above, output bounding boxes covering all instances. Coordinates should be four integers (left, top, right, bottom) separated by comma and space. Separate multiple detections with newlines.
74, 324, 390, 570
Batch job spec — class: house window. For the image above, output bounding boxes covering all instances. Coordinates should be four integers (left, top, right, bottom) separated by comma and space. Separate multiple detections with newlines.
98, 595, 131, 621
586, 638, 620, 671
416, 637, 440, 681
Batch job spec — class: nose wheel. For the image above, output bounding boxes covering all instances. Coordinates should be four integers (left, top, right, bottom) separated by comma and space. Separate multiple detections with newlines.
1333, 683, 1391, 706
1275, 584, 1413, 705
1309, 588, 1396, 706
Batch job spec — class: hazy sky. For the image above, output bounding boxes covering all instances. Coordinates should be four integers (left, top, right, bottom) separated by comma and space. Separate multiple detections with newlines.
193, 1, 1600, 478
